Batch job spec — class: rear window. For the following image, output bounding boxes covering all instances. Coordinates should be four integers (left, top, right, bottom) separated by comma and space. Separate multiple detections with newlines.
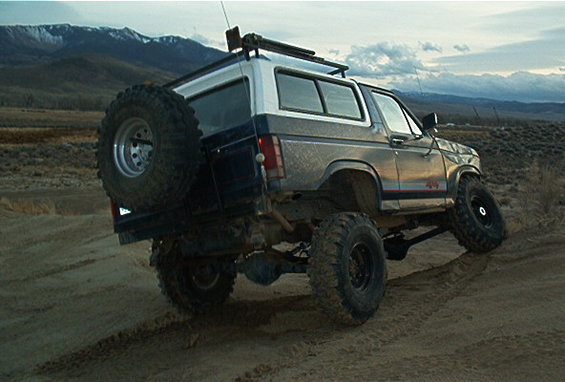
276, 71, 363, 120
187, 79, 251, 136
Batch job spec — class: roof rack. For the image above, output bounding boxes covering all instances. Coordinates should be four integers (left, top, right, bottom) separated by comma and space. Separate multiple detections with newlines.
227, 26, 349, 78
164, 26, 349, 89
164, 52, 242, 89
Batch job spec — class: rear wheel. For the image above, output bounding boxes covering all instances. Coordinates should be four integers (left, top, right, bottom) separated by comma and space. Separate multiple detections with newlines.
153, 241, 236, 314
308, 213, 387, 325
449, 176, 506, 253
96, 84, 202, 211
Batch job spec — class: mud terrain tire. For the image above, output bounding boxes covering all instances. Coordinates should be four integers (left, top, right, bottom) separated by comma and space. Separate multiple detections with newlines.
308, 213, 387, 325
449, 176, 506, 253
96, 84, 202, 210
153, 241, 236, 314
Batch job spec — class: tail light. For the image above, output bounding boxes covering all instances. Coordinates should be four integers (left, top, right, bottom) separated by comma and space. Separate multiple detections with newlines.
110, 200, 119, 221
258, 135, 285, 179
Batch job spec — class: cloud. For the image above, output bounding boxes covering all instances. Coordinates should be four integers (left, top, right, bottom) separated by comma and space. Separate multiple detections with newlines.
189, 33, 212, 45
0, 2, 84, 24
420, 41, 442, 53
439, 27, 565, 72
186, 33, 223, 49
345, 42, 425, 77
481, 3, 565, 35
391, 71, 565, 103
453, 44, 470, 53
560, 67, 565, 72
328, 49, 340, 56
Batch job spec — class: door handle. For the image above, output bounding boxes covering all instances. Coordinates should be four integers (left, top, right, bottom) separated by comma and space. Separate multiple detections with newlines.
391, 138, 404, 145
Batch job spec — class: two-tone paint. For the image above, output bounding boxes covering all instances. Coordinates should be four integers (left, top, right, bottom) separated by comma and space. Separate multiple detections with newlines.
171, 55, 481, 216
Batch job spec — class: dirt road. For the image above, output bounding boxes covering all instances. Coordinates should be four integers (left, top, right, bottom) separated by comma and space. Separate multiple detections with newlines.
1, 118, 564, 381
1, 187, 564, 381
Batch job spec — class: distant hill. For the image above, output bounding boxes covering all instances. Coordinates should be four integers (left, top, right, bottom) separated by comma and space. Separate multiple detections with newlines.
0, 54, 174, 110
0, 24, 227, 75
397, 91, 565, 123
0, 24, 227, 110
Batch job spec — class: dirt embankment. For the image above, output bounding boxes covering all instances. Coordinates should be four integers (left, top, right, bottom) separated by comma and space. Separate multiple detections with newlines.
1, 113, 564, 381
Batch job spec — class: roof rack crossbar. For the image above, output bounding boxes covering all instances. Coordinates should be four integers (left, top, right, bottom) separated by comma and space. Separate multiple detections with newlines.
165, 26, 350, 88
228, 27, 348, 77
242, 33, 348, 77
163, 51, 244, 88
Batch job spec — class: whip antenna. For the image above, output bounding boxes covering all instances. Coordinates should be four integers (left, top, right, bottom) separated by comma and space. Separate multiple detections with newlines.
219, 2, 267, 193
220, 1, 232, 29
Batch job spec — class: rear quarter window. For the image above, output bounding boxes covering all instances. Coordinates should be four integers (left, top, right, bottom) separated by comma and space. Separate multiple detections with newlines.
187, 79, 251, 136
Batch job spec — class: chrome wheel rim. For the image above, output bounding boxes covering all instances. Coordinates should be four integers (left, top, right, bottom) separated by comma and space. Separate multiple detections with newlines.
113, 117, 154, 177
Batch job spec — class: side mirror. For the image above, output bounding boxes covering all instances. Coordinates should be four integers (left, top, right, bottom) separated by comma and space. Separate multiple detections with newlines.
422, 113, 438, 131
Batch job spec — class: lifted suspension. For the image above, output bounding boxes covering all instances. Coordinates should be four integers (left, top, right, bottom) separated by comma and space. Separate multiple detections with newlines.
384, 226, 448, 261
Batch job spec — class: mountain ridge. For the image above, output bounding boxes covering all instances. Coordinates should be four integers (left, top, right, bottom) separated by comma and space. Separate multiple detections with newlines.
396, 91, 565, 123
0, 24, 227, 74
0, 24, 563, 121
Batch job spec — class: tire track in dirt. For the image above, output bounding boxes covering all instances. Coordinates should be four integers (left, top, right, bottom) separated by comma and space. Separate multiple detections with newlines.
329, 329, 565, 381
35, 312, 191, 375
2, 255, 116, 284
34, 294, 313, 377
236, 251, 491, 381
33, 249, 483, 381
24, 230, 565, 381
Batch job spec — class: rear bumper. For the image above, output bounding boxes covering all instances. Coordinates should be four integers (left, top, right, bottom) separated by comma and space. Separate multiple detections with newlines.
114, 204, 191, 244
113, 198, 260, 245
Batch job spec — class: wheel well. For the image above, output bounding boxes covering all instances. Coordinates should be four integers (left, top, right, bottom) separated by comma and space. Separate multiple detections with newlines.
324, 169, 381, 216
460, 170, 481, 181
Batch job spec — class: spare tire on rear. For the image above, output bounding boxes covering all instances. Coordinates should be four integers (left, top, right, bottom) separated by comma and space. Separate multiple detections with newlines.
96, 84, 202, 211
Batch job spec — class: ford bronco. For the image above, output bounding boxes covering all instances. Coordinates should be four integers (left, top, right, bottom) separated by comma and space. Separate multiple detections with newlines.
96, 28, 505, 325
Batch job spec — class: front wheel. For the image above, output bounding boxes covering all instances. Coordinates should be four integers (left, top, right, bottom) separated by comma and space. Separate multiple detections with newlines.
449, 176, 506, 253
308, 213, 387, 326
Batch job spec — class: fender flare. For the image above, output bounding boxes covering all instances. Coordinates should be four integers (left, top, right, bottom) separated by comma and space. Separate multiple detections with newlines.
317, 160, 381, 189
447, 165, 482, 200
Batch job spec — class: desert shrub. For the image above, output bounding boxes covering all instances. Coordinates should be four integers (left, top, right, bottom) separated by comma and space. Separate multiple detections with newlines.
511, 160, 565, 232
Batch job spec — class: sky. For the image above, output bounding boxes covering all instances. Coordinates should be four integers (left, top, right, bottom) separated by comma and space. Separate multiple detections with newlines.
1, 0, 564, 102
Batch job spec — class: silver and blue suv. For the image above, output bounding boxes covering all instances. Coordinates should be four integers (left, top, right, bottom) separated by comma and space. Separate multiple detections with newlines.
96, 28, 505, 325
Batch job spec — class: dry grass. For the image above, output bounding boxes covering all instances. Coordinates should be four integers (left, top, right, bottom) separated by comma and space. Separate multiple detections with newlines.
509, 160, 565, 232
0, 197, 57, 215
0, 127, 96, 144
0, 197, 77, 216
0, 107, 103, 128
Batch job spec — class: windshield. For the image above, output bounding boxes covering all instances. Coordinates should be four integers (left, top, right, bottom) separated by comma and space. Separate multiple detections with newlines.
187, 78, 251, 136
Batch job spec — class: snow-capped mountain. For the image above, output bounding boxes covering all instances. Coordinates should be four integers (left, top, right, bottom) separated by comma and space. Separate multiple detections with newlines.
0, 24, 227, 75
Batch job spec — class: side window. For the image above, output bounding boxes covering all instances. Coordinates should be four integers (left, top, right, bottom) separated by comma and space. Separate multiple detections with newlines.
277, 73, 323, 113
319, 80, 362, 119
404, 110, 423, 135
371, 92, 411, 135
276, 71, 364, 120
